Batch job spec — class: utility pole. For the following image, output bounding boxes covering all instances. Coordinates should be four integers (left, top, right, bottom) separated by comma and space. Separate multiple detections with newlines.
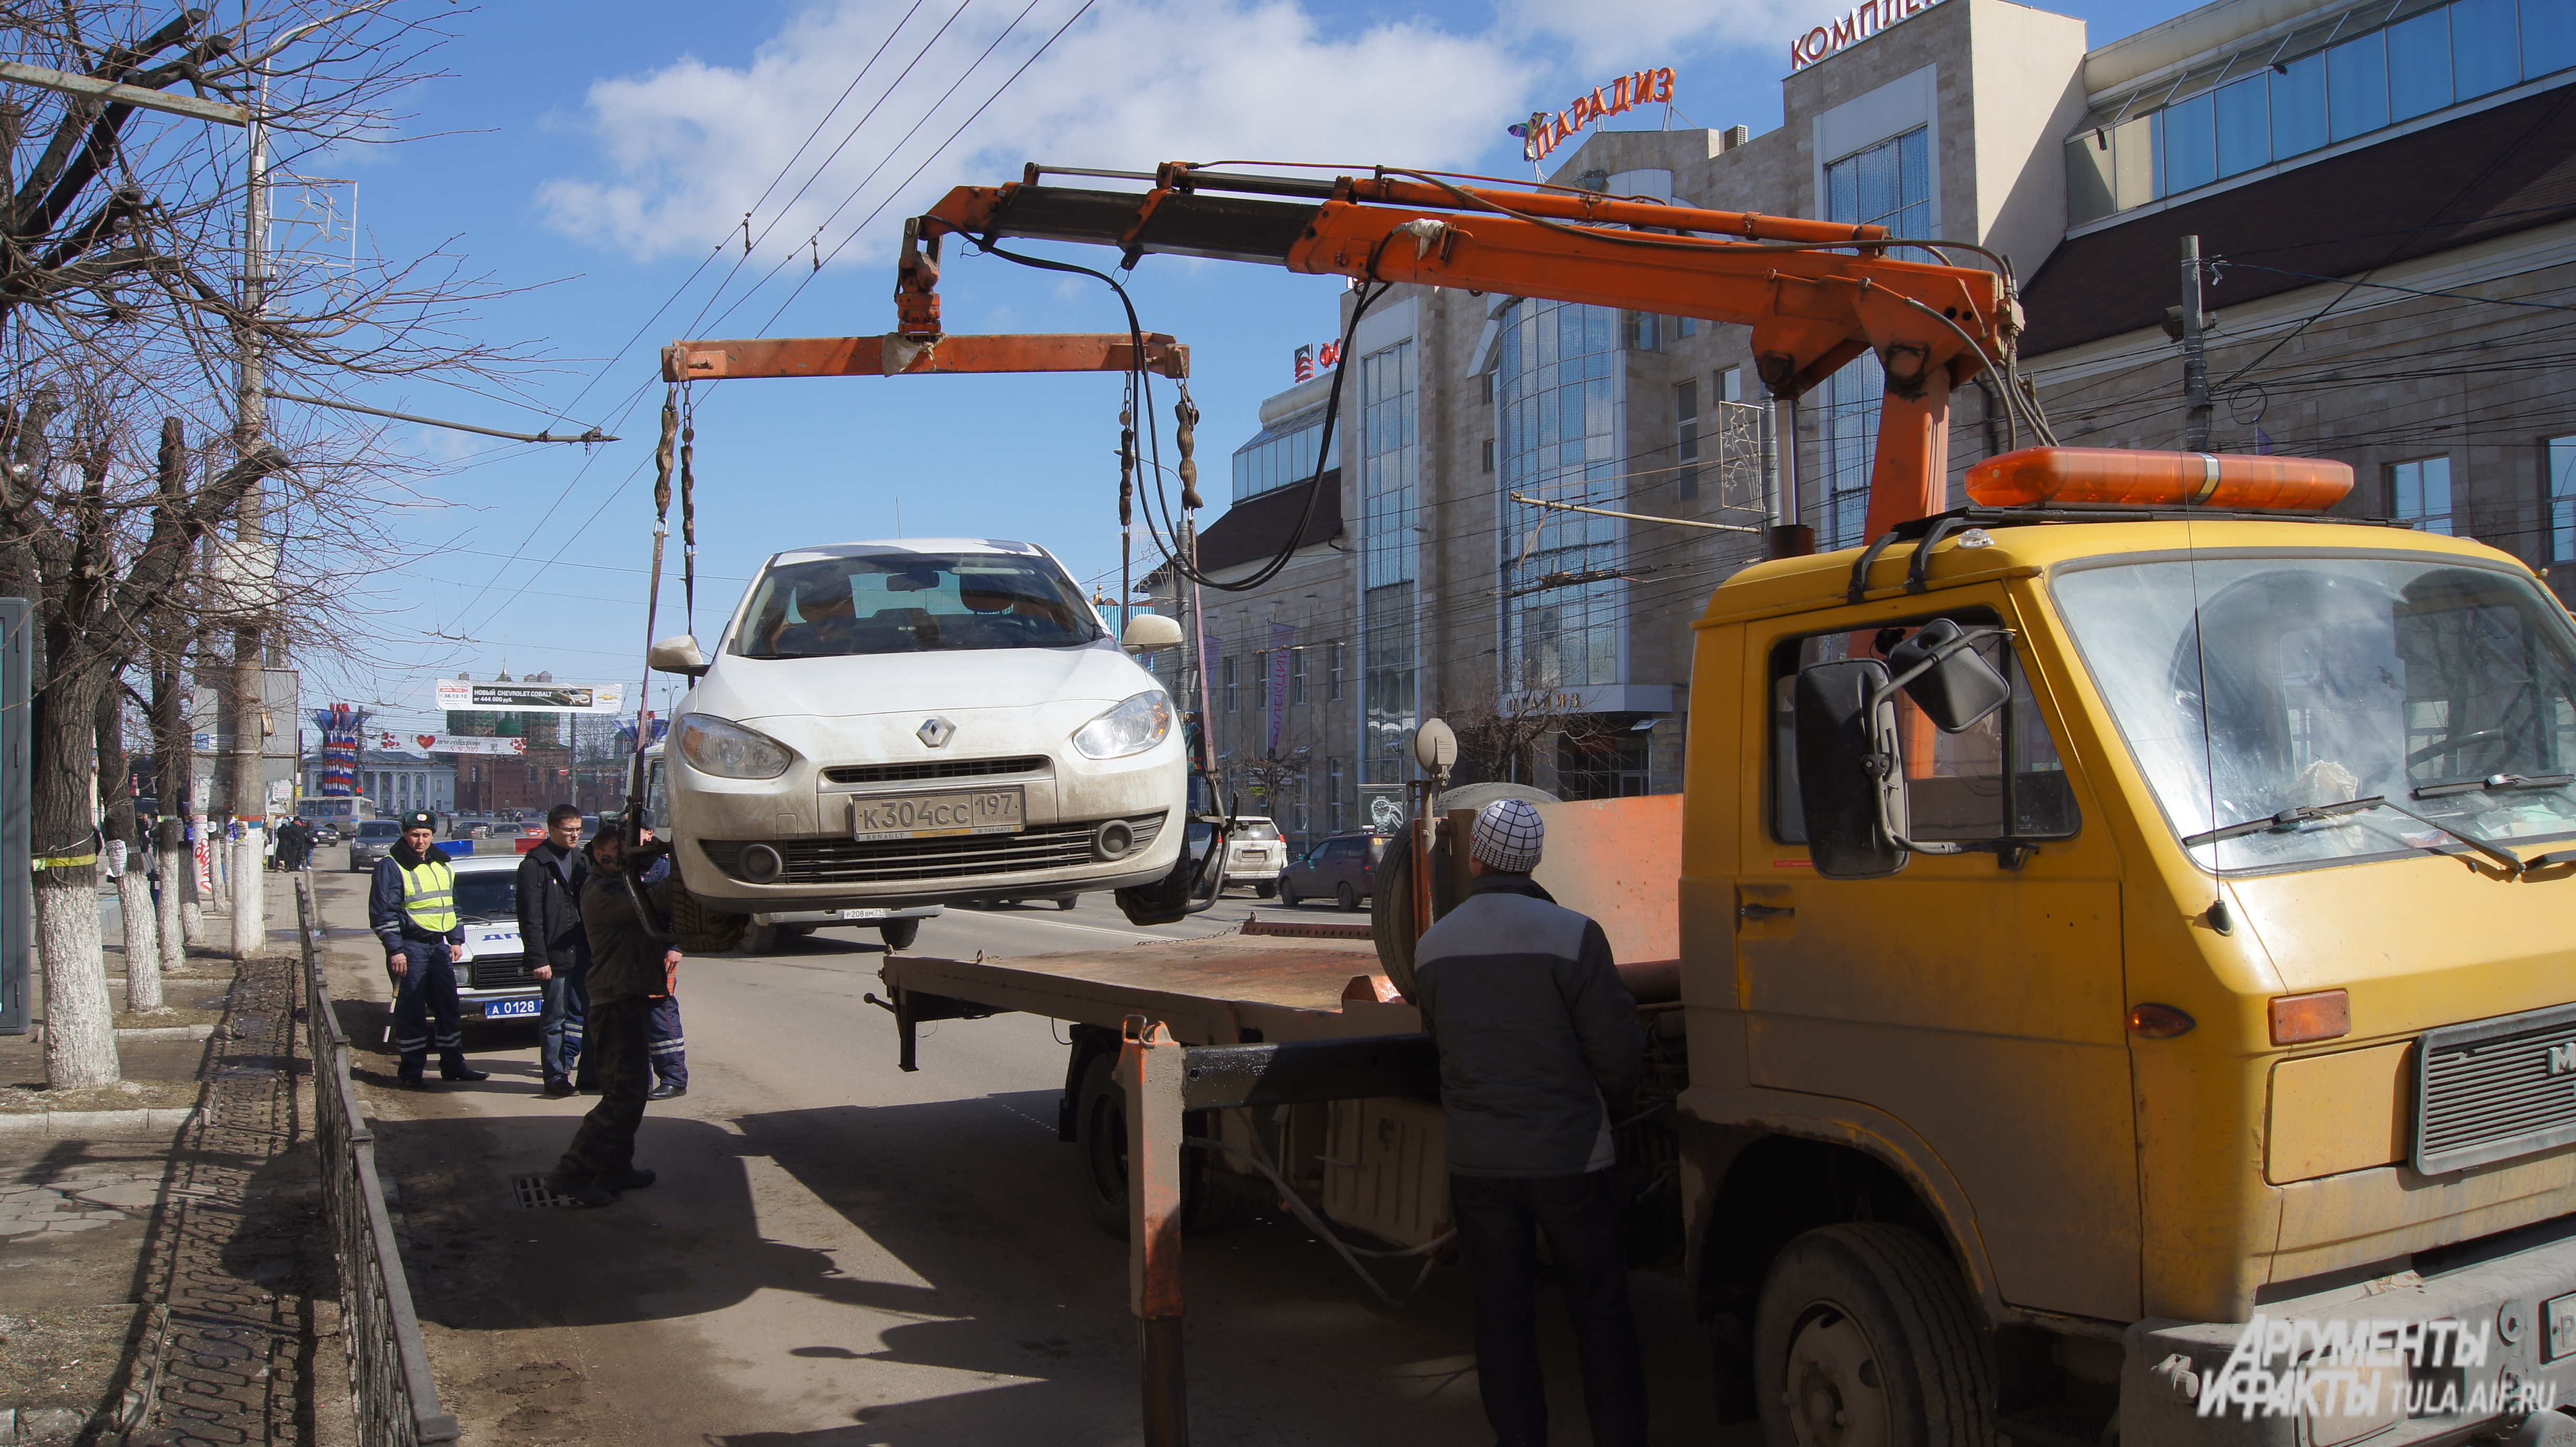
227, 101, 270, 959
2180, 234, 2214, 452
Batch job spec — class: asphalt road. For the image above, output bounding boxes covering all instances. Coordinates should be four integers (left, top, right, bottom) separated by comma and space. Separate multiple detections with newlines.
315, 868, 1730, 1447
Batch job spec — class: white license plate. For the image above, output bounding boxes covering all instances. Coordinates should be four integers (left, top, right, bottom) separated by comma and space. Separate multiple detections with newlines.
482, 998, 542, 1019
852, 787, 1025, 841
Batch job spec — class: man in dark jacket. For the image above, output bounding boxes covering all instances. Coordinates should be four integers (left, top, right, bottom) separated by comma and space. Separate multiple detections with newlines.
546, 828, 683, 1207
1411, 797, 1647, 1447
516, 804, 591, 1096
367, 811, 490, 1089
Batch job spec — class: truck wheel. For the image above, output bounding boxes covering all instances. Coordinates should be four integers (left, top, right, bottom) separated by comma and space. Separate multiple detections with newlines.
1753, 1223, 1997, 1447
1073, 1052, 1132, 1239
739, 921, 779, 954
878, 918, 920, 951
1336, 881, 1359, 912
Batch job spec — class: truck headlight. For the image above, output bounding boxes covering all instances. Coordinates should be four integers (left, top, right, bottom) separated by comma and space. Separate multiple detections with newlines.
1072, 690, 1172, 760
674, 714, 793, 780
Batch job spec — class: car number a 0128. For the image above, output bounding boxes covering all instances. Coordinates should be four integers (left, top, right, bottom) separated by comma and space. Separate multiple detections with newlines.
851, 787, 1024, 841
482, 998, 542, 1019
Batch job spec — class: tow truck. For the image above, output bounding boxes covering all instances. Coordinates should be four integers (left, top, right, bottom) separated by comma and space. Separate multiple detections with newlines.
651, 163, 2576, 1447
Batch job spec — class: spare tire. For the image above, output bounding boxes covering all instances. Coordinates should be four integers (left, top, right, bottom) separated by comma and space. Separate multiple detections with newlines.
1371, 782, 1559, 995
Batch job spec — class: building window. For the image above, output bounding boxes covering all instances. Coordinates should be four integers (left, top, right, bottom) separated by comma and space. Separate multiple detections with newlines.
1359, 340, 1421, 791
1327, 755, 1345, 834
1498, 297, 1628, 696
1228, 405, 1341, 503
2549, 437, 2576, 560
1624, 312, 1660, 351
2392, 456, 2454, 534
1717, 366, 1743, 403
1676, 377, 1701, 501
1254, 652, 1269, 716
1482, 438, 1495, 474
1223, 655, 1238, 712
1327, 641, 1346, 700
1289, 645, 1307, 705
1480, 371, 1495, 404
1675, 316, 1699, 339
1818, 127, 1933, 549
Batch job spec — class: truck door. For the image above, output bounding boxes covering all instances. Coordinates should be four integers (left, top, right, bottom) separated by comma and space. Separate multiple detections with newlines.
1736, 592, 2139, 1321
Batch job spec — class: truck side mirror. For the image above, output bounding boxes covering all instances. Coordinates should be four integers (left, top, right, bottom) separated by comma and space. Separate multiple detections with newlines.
1122, 614, 1184, 652
648, 634, 709, 678
1885, 618, 2012, 733
1794, 659, 1910, 879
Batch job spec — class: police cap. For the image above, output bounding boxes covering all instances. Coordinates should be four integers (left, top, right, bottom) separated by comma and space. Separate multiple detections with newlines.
401, 811, 436, 832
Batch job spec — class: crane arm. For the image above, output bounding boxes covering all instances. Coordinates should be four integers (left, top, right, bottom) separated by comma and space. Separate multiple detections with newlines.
899, 167, 2025, 537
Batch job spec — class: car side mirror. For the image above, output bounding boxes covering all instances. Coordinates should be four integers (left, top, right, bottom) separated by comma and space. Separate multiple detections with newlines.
1122, 613, 1184, 652
1793, 659, 1909, 879
648, 634, 709, 678
1884, 618, 2011, 733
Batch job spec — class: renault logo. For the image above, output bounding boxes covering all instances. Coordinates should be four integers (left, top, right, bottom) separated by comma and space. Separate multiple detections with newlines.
917, 717, 955, 749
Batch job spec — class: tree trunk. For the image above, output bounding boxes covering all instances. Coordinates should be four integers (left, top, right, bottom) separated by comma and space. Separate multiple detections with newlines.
98, 685, 159, 1011
34, 669, 117, 1087
155, 818, 187, 977
148, 617, 195, 971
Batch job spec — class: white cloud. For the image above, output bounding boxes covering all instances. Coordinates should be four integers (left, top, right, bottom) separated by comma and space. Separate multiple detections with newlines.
538, 0, 1538, 267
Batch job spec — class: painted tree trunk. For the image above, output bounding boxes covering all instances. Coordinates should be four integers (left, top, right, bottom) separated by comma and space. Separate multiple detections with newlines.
33, 670, 118, 1087
231, 835, 264, 960
155, 826, 188, 979
117, 867, 160, 1012
98, 687, 159, 1011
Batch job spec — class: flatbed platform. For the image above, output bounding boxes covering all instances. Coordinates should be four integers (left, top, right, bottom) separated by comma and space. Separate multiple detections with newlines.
878, 931, 1421, 1048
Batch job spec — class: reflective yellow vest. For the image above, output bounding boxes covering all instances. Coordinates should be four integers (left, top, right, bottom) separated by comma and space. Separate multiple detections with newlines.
398, 858, 457, 934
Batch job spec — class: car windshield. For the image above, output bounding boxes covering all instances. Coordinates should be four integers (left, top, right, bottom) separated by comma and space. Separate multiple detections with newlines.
733, 550, 1100, 658
2054, 554, 2576, 873
357, 822, 400, 840
455, 872, 517, 924
1235, 820, 1281, 840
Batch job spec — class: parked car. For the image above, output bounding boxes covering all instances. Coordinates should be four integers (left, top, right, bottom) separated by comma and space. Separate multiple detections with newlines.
378, 854, 544, 1023
346, 818, 404, 872
1221, 816, 1286, 897
647, 538, 1188, 914
1277, 832, 1389, 911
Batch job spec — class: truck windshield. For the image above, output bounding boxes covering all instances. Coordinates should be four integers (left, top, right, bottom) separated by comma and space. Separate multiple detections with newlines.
734, 551, 1101, 658
2054, 555, 2576, 873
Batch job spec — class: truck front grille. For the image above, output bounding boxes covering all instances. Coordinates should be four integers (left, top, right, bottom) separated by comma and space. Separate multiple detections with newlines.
703, 813, 1164, 885
2416, 1001, 2576, 1174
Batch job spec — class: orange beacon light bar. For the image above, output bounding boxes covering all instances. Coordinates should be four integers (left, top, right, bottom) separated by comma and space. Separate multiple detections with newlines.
1964, 447, 2355, 511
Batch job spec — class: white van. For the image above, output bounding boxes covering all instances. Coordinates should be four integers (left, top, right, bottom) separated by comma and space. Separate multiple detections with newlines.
647, 539, 1187, 915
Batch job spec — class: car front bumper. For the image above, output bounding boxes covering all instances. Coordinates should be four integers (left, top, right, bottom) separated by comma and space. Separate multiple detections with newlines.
2122, 1214, 2576, 1447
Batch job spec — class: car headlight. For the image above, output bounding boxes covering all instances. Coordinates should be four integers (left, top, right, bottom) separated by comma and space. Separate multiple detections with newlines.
674, 714, 794, 780
1072, 690, 1173, 760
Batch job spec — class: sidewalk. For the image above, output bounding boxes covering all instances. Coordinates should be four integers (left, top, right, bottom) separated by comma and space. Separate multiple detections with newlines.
0, 873, 346, 1447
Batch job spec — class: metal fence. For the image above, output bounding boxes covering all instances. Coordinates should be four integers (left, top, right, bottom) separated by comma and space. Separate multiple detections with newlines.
297, 873, 461, 1446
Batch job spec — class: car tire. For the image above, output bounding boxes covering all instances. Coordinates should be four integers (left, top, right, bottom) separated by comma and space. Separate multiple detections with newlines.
777, 923, 815, 940
1279, 880, 1300, 908
1057, 897, 1078, 912
739, 921, 779, 954
1753, 1224, 1998, 1447
670, 880, 747, 954
1336, 881, 1359, 912
1254, 882, 1276, 899
878, 918, 921, 952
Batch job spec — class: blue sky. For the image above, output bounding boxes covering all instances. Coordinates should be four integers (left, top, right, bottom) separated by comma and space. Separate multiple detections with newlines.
306, 0, 2186, 732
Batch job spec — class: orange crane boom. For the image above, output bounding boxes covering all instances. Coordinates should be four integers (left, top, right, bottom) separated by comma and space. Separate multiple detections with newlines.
666, 161, 2029, 542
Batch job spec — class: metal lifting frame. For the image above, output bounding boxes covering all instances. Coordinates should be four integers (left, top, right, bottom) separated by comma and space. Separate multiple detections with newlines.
660, 160, 2023, 541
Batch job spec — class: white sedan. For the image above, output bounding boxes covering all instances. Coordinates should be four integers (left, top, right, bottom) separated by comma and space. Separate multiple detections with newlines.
649, 538, 1188, 915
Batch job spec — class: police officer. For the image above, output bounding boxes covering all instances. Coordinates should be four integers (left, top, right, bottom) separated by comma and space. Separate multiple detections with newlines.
368, 809, 490, 1089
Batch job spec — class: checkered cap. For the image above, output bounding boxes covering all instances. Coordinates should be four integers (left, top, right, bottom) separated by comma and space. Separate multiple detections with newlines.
1468, 798, 1545, 873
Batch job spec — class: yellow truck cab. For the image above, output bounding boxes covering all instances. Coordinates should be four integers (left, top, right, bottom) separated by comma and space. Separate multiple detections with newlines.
1680, 506, 2576, 1447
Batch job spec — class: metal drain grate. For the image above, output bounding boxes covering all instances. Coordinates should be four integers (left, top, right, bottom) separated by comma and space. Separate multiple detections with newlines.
510, 1173, 584, 1209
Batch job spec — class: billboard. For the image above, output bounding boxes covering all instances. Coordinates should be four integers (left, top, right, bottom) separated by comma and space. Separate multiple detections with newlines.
378, 732, 526, 757
434, 679, 625, 714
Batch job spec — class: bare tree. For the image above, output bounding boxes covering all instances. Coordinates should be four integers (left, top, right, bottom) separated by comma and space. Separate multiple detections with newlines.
2, 3, 514, 1085
96, 675, 158, 1010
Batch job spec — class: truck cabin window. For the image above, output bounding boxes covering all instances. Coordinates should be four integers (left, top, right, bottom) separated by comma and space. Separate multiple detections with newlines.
2053, 557, 2576, 873
1770, 613, 2080, 845
734, 552, 1102, 658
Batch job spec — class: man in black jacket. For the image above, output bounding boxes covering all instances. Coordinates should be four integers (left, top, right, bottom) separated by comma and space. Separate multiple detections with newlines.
546, 828, 682, 1207
1411, 797, 1648, 1447
516, 804, 590, 1097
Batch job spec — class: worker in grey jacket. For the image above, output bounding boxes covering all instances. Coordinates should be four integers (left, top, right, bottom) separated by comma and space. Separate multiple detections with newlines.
1411, 797, 1647, 1447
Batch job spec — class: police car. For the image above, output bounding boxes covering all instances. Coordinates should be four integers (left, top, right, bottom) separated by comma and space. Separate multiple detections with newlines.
430, 854, 547, 1021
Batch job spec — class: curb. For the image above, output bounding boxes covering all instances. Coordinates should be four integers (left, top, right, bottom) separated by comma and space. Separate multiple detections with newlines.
115, 1025, 215, 1041
0, 1107, 197, 1136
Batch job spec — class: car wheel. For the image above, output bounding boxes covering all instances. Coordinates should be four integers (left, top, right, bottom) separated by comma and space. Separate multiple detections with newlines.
739, 921, 779, 954
1753, 1224, 1998, 1447
1254, 882, 1276, 899
1057, 896, 1078, 912
1279, 880, 1300, 908
1336, 882, 1359, 912
878, 918, 921, 952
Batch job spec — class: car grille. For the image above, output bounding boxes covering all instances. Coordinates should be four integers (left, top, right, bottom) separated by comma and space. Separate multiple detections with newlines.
469, 956, 539, 990
822, 755, 1050, 785
2415, 1002, 2576, 1174
704, 813, 1165, 885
